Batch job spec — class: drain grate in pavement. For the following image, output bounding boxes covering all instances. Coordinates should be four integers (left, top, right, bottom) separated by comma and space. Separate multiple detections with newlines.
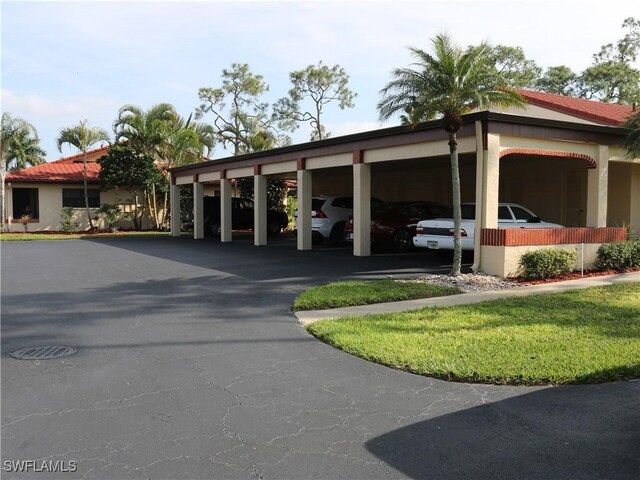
9, 345, 77, 360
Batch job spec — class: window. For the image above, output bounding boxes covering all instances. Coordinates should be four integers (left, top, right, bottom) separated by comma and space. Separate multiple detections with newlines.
62, 189, 100, 208
12, 188, 39, 219
332, 197, 353, 209
498, 206, 514, 222
511, 206, 536, 222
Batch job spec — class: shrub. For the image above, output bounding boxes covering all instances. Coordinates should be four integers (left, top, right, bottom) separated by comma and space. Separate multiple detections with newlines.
96, 204, 124, 232
595, 241, 640, 271
517, 248, 576, 280
60, 207, 79, 232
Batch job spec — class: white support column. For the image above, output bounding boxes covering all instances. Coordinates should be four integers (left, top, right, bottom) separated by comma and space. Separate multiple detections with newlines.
353, 162, 371, 257
170, 182, 181, 237
479, 133, 501, 230
297, 169, 312, 250
472, 121, 484, 272
254, 174, 267, 246
193, 180, 204, 239
586, 145, 609, 227
220, 178, 232, 242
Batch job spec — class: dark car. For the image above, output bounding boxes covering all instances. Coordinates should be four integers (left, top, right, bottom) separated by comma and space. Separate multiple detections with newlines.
345, 201, 449, 252
202, 196, 288, 237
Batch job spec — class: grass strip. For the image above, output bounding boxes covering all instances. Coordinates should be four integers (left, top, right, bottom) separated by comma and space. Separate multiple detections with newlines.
293, 279, 460, 311
307, 283, 640, 385
0, 231, 172, 241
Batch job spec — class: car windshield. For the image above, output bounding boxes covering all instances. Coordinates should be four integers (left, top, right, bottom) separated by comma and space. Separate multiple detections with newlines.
441, 205, 476, 219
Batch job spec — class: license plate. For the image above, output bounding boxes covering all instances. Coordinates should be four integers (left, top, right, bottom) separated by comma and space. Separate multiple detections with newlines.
427, 241, 438, 249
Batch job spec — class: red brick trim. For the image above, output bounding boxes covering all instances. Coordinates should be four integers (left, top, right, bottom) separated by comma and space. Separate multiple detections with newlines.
481, 227, 627, 246
297, 158, 306, 171
192, 174, 199, 183
500, 148, 596, 169
353, 150, 364, 164
254, 165, 262, 176
220, 170, 226, 180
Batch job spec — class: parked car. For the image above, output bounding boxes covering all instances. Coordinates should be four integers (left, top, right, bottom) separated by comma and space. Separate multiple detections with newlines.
344, 201, 450, 252
413, 203, 563, 251
184, 197, 288, 236
295, 195, 387, 245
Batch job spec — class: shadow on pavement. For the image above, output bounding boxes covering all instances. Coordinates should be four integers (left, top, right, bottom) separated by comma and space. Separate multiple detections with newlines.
366, 380, 640, 479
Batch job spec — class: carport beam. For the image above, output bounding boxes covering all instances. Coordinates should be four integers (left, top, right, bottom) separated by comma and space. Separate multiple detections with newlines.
193, 181, 204, 239
254, 175, 267, 246
170, 182, 181, 237
353, 163, 371, 256
220, 179, 232, 242
297, 170, 312, 250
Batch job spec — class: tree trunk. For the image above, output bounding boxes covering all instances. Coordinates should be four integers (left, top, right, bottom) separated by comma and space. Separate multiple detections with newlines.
83, 151, 94, 230
1, 154, 6, 232
449, 132, 462, 276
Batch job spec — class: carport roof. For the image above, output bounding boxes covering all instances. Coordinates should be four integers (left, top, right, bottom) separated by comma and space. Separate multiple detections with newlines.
169, 105, 630, 178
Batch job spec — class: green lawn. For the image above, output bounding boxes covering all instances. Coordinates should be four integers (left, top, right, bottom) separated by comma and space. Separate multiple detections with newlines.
0, 231, 172, 241
307, 283, 640, 385
292, 279, 460, 311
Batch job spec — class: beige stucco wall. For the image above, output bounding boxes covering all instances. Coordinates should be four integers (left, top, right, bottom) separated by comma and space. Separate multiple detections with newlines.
608, 162, 640, 239
480, 243, 602, 278
4, 183, 155, 231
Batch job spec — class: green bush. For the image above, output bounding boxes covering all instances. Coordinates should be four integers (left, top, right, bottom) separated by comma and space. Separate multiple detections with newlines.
60, 207, 78, 232
517, 248, 577, 280
595, 241, 640, 271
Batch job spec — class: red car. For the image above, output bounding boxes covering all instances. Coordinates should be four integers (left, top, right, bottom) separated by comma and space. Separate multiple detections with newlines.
345, 201, 450, 252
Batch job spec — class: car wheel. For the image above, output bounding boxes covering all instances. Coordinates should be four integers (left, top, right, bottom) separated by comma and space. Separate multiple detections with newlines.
392, 229, 413, 253
210, 223, 221, 237
267, 219, 281, 236
312, 231, 324, 245
330, 222, 346, 246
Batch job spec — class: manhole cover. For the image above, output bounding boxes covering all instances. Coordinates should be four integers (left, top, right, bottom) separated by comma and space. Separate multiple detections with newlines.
9, 345, 77, 360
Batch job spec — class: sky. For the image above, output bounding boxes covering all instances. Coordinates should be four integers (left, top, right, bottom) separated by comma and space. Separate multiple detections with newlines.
1, 0, 638, 162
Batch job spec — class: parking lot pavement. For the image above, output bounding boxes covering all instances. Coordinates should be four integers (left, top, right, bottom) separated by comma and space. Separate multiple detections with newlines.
2, 237, 638, 479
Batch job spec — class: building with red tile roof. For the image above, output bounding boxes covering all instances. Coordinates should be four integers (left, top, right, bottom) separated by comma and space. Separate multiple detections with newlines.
517, 89, 633, 126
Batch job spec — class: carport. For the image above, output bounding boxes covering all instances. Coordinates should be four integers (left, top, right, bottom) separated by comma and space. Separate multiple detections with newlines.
169, 92, 639, 276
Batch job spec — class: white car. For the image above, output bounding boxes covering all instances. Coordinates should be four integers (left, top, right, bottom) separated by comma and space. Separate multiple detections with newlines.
413, 203, 563, 251
296, 195, 386, 245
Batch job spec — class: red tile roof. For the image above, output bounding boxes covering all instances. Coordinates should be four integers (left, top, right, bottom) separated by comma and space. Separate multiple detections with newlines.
6, 145, 109, 183
518, 89, 634, 126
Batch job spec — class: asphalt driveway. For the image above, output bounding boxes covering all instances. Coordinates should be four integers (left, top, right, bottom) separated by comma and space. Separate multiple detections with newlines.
2, 237, 639, 479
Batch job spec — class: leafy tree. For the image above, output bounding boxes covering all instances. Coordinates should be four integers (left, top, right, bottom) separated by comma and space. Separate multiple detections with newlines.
98, 143, 166, 230
536, 18, 640, 104
273, 61, 357, 141
623, 109, 640, 159
378, 34, 526, 276
196, 63, 289, 155
535, 65, 579, 96
578, 17, 640, 104
468, 45, 541, 88
57, 120, 110, 230
1, 113, 47, 229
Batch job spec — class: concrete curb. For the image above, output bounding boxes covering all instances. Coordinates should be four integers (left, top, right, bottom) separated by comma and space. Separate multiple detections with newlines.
295, 271, 640, 325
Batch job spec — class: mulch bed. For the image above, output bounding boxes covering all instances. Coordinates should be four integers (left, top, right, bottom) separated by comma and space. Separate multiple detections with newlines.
510, 268, 640, 285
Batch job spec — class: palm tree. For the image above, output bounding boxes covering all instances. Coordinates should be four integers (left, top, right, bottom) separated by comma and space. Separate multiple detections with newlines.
115, 104, 215, 227
57, 120, 110, 230
378, 34, 526, 275
1, 113, 47, 229
624, 108, 640, 158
